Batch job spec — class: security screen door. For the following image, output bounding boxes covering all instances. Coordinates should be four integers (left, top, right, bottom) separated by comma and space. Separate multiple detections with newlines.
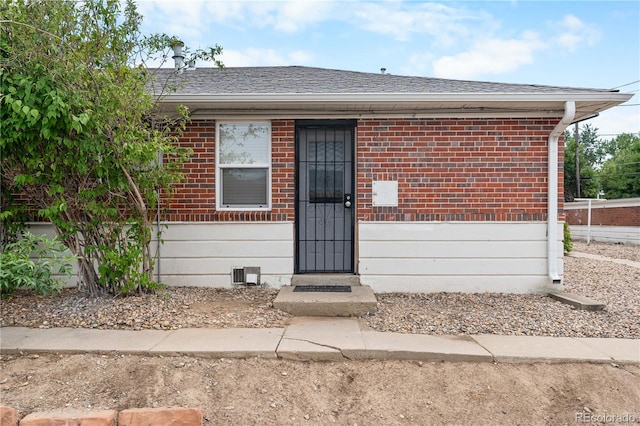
296, 121, 355, 273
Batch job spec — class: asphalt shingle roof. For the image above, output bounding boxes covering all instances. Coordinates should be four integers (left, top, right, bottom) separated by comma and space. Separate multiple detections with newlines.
155, 66, 617, 95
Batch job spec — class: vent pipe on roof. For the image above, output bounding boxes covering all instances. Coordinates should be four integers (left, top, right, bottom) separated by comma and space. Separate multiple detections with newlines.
380, 67, 387, 75
171, 41, 185, 74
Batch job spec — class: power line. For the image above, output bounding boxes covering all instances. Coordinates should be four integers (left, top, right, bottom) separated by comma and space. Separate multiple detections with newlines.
581, 172, 640, 179
611, 80, 640, 90
598, 133, 640, 136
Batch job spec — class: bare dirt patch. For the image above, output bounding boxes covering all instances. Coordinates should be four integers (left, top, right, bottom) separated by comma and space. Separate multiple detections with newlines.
1, 353, 639, 425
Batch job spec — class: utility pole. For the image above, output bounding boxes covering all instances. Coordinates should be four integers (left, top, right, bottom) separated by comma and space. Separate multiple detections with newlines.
575, 123, 580, 198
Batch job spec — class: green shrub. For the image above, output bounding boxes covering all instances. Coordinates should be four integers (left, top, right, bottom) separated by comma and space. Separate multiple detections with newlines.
563, 221, 573, 253
0, 232, 76, 297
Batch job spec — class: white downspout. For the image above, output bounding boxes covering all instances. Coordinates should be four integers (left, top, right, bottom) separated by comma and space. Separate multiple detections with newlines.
548, 100, 575, 284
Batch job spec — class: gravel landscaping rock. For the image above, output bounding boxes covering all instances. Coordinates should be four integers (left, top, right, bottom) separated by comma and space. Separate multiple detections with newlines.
1, 288, 291, 331
1, 241, 638, 338
364, 241, 639, 338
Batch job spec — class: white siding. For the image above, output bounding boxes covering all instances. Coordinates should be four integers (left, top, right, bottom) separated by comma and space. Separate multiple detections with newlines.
26, 222, 295, 288
155, 222, 294, 287
570, 225, 640, 245
358, 222, 563, 294
27, 221, 565, 293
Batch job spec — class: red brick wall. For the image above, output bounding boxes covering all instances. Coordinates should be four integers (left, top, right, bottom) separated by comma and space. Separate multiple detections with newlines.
566, 206, 640, 226
165, 117, 563, 223
161, 119, 295, 222
163, 121, 215, 221
356, 118, 562, 222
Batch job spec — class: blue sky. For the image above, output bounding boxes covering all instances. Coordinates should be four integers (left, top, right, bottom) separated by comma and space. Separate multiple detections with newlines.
138, 0, 639, 139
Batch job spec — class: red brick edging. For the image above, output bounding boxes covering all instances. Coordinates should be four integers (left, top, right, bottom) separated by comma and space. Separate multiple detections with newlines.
0, 406, 203, 426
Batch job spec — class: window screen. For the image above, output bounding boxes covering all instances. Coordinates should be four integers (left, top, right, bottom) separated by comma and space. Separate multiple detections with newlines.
222, 168, 268, 205
217, 122, 271, 209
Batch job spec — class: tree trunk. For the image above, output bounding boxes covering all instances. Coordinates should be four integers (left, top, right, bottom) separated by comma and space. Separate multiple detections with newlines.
58, 229, 103, 296
77, 256, 102, 296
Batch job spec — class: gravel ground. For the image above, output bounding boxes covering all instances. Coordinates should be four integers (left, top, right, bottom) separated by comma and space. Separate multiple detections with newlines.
1, 241, 638, 338
0, 287, 291, 331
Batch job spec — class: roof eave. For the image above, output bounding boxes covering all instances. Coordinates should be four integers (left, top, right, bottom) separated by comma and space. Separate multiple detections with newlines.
158, 92, 632, 122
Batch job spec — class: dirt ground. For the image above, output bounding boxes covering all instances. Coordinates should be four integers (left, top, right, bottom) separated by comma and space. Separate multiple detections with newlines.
1, 352, 639, 425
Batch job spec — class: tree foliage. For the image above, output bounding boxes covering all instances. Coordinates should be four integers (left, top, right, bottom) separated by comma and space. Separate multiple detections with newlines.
0, 233, 76, 297
564, 126, 599, 201
564, 123, 640, 201
1, 0, 222, 295
599, 134, 640, 199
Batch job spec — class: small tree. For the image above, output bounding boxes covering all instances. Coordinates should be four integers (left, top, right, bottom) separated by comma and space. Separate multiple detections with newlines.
600, 134, 640, 199
1, 0, 222, 295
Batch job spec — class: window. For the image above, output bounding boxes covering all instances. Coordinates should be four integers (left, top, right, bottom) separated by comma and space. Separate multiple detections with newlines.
308, 141, 344, 203
216, 122, 271, 210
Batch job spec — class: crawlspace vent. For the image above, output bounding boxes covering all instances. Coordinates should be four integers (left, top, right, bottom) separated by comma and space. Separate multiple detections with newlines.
232, 266, 261, 286
232, 267, 245, 285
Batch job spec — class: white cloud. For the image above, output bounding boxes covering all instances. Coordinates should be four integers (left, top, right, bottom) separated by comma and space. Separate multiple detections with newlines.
201, 1, 247, 23
138, 0, 208, 44
354, 2, 492, 45
271, 0, 335, 33
288, 50, 314, 64
432, 31, 545, 79
402, 52, 436, 76
198, 0, 335, 33
554, 14, 601, 51
219, 48, 314, 67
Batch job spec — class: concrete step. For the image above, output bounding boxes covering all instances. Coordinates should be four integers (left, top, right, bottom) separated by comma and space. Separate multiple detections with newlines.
273, 285, 377, 317
548, 292, 606, 311
291, 274, 361, 286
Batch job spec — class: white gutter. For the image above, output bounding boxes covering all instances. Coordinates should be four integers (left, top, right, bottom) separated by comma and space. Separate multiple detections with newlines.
548, 100, 575, 284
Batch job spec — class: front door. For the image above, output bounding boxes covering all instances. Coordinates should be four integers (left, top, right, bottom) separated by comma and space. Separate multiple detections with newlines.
296, 121, 355, 273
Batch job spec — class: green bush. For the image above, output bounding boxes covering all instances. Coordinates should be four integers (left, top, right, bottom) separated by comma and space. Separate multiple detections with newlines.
0, 232, 76, 297
563, 221, 573, 253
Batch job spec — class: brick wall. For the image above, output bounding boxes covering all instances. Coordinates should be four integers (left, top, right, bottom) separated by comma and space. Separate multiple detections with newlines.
164, 117, 563, 223
356, 118, 562, 222
161, 119, 295, 222
566, 205, 640, 226
162, 121, 216, 221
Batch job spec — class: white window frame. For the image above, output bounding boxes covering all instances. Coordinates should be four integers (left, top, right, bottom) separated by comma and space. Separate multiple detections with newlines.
216, 121, 272, 211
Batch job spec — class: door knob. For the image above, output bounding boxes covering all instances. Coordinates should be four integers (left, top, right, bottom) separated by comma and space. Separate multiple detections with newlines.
344, 194, 352, 208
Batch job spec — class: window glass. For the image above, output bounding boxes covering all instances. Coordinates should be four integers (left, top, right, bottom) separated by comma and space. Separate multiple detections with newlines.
219, 123, 269, 165
222, 168, 268, 206
308, 141, 344, 203
217, 122, 271, 210
309, 166, 343, 203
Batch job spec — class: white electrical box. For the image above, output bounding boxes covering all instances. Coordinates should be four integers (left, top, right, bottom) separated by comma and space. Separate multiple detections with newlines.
372, 180, 398, 206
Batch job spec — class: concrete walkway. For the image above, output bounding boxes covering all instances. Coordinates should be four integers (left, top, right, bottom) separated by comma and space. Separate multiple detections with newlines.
1, 318, 638, 364
568, 251, 640, 269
